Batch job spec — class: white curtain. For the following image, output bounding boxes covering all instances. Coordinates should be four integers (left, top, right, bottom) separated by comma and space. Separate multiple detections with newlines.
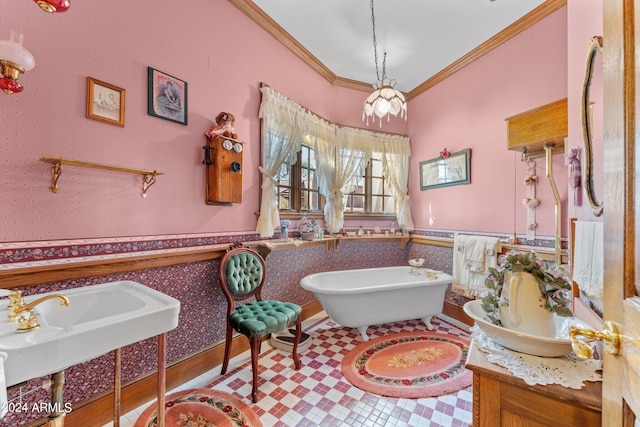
258, 86, 412, 236
256, 87, 304, 237
315, 127, 371, 234
379, 134, 415, 231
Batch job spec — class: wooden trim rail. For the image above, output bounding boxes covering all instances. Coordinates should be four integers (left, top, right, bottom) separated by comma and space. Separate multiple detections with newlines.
0, 236, 412, 288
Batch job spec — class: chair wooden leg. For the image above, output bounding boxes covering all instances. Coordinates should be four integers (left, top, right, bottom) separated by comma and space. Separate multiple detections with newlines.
291, 317, 302, 370
221, 323, 234, 375
249, 335, 261, 403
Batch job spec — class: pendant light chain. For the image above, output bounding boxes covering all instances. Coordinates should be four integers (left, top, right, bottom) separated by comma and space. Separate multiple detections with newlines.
370, 0, 381, 83
362, 0, 407, 126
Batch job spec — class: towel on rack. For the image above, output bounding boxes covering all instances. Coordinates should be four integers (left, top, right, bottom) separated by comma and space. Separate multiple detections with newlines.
452, 235, 502, 298
463, 236, 486, 273
573, 221, 604, 301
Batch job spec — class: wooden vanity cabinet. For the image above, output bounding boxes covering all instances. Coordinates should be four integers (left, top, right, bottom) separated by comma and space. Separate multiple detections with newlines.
466, 340, 602, 427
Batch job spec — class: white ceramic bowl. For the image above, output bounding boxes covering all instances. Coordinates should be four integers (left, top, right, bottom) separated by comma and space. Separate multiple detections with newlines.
463, 300, 586, 357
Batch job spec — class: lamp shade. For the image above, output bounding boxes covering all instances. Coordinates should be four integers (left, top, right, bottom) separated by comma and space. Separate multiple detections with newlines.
0, 32, 35, 94
363, 83, 407, 126
0, 32, 35, 72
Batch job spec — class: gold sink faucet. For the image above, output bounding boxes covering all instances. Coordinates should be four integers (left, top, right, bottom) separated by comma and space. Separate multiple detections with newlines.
8, 293, 70, 333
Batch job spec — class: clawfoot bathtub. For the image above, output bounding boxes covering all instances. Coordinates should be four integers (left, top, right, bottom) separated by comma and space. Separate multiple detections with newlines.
300, 266, 452, 341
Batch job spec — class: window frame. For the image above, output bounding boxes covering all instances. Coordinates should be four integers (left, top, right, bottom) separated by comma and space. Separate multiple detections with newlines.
277, 147, 397, 220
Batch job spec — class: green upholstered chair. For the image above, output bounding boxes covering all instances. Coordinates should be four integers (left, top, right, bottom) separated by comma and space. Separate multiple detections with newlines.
218, 245, 302, 402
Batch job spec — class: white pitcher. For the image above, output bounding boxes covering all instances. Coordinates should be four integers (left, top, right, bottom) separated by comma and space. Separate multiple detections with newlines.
498, 271, 555, 337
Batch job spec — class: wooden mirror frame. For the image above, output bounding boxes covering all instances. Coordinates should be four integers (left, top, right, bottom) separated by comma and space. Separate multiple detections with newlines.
580, 36, 604, 217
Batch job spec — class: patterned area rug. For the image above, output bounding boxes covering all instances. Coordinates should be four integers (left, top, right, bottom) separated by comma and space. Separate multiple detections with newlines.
134, 388, 263, 427
341, 331, 472, 398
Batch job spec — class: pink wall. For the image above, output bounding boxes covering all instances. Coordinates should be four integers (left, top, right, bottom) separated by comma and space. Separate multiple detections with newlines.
0, 0, 368, 242
408, 7, 569, 238
3, 1, 582, 244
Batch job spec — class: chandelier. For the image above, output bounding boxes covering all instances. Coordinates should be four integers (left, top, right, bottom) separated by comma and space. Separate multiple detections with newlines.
362, 0, 407, 127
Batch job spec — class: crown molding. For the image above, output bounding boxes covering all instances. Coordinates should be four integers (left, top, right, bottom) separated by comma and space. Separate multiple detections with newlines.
228, 0, 567, 99
406, 0, 567, 100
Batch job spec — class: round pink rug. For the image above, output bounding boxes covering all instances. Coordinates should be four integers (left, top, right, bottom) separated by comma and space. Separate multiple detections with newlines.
341, 332, 472, 398
134, 388, 262, 427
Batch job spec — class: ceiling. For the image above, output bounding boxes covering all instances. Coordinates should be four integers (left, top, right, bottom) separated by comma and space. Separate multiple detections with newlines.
230, 0, 564, 97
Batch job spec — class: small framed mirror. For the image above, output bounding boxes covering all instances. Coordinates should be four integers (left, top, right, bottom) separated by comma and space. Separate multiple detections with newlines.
419, 148, 471, 190
581, 36, 604, 217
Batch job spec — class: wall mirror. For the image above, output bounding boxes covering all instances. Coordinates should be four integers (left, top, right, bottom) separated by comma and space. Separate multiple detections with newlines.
581, 36, 604, 216
419, 148, 471, 190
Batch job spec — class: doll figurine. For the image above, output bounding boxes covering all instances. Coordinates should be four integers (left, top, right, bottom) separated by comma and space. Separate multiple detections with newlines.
205, 112, 239, 140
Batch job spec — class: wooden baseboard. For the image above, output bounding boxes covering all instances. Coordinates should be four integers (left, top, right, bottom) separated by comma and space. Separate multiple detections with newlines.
29, 300, 323, 427
443, 300, 473, 326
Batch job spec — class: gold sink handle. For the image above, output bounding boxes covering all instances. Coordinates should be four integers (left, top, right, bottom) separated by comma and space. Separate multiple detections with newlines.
570, 320, 621, 359
4, 290, 25, 322
13, 294, 70, 333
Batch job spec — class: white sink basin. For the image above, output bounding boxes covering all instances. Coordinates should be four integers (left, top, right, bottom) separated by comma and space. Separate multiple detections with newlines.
463, 299, 588, 357
0, 281, 180, 387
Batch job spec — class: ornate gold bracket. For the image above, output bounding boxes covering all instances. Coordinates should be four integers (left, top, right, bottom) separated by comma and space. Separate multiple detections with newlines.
40, 156, 164, 198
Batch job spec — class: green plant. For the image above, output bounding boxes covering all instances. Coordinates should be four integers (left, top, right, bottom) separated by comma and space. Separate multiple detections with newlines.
481, 251, 572, 326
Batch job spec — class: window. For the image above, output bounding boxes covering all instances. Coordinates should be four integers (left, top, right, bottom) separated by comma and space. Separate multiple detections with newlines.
276, 144, 324, 212
279, 148, 395, 216
343, 154, 395, 215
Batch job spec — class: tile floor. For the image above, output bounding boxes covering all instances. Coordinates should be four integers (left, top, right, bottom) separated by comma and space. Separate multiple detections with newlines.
104, 312, 473, 427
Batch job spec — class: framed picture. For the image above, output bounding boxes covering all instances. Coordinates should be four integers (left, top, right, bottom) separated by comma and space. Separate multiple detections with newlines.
147, 67, 188, 125
419, 148, 471, 190
86, 77, 125, 127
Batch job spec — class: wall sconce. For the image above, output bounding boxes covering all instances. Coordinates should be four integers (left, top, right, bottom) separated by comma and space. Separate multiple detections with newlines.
0, 31, 35, 94
34, 0, 70, 13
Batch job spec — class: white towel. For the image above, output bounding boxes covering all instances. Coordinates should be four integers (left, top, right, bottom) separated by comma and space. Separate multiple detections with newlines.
573, 221, 604, 301
452, 235, 502, 298
464, 237, 487, 273
452, 234, 468, 286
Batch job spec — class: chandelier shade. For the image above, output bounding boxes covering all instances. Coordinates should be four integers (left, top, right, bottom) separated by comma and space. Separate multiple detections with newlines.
363, 81, 407, 126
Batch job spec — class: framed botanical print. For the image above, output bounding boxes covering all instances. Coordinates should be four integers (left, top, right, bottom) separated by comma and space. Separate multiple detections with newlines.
147, 67, 188, 125
86, 77, 125, 127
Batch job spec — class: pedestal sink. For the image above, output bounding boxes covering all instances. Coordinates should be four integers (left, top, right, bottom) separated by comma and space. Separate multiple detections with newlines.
0, 280, 180, 387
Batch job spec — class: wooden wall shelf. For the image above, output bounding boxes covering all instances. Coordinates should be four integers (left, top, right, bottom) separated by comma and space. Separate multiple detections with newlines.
505, 98, 568, 156
40, 156, 164, 197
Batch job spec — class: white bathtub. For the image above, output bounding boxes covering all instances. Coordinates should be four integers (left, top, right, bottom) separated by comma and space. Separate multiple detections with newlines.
300, 266, 452, 341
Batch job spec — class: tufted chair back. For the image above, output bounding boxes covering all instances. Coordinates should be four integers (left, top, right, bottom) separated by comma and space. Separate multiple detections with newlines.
224, 250, 264, 297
